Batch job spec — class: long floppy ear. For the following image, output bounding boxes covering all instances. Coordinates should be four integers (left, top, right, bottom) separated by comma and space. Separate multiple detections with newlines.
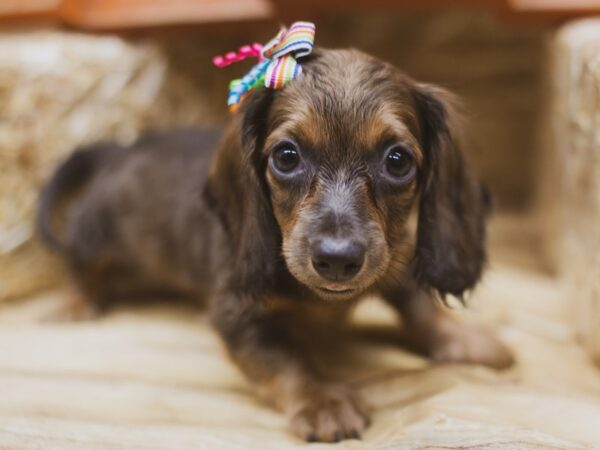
412, 84, 491, 299
204, 88, 279, 296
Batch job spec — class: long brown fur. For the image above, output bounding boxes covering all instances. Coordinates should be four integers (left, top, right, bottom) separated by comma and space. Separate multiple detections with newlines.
37, 48, 513, 442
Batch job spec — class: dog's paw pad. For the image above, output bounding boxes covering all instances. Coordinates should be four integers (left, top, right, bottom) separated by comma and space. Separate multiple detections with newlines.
288, 384, 370, 443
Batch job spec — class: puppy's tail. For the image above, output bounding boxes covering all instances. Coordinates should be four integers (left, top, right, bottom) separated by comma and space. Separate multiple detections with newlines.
37, 142, 116, 252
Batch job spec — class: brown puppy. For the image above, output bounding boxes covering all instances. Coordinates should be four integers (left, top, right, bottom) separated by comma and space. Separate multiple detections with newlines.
38, 48, 513, 442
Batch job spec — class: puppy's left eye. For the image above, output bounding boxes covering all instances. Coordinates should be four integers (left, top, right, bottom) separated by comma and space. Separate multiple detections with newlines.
384, 145, 415, 181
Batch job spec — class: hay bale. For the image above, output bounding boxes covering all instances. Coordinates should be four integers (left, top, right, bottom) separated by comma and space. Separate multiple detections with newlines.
542, 19, 600, 364
0, 29, 215, 302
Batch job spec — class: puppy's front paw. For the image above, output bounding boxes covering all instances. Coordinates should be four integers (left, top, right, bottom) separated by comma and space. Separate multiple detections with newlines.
430, 319, 514, 370
287, 383, 370, 443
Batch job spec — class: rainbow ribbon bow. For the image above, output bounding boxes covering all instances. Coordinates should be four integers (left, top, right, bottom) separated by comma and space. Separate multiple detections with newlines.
213, 21, 316, 111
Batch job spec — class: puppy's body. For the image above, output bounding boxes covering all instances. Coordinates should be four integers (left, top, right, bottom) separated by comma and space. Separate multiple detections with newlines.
38, 48, 513, 442
39, 130, 223, 305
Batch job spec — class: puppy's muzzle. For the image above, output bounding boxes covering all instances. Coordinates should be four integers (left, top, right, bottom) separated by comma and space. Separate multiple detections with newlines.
310, 237, 365, 282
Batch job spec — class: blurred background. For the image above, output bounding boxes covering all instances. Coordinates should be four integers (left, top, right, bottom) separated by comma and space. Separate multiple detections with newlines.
1, 1, 600, 449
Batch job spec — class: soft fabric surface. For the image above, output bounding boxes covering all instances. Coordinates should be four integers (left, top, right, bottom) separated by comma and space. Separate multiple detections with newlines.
1, 218, 599, 449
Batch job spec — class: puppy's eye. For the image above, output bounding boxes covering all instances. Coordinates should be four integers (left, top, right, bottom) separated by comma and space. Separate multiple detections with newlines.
384, 146, 415, 181
271, 143, 301, 174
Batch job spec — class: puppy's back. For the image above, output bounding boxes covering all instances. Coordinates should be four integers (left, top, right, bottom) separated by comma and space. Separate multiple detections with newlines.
37, 127, 223, 302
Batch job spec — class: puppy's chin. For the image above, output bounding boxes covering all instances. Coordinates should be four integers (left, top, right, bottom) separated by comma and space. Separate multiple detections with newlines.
294, 271, 369, 302
284, 262, 361, 301
310, 286, 362, 302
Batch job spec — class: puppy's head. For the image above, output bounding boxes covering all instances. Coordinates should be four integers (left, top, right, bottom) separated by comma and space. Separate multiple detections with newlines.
208, 49, 489, 301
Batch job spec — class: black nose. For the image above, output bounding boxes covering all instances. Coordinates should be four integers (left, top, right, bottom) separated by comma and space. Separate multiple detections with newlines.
311, 238, 365, 282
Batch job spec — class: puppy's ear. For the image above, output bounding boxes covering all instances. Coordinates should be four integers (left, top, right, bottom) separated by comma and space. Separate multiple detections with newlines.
412, 84, 490, 299
205, 88, 279, 296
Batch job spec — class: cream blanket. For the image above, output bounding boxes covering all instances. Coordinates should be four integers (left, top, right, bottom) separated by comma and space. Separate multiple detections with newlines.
1, 232, 599, 449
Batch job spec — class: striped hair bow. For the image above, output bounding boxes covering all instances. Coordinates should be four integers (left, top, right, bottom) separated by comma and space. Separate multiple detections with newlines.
213, 21, 316, 111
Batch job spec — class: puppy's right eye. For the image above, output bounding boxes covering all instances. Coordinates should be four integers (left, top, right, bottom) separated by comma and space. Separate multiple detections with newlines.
271, 143, 301, 174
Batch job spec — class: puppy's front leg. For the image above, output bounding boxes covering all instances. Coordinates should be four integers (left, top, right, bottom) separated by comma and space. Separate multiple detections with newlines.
384, 287, 514, 369
211, 292, 369, 442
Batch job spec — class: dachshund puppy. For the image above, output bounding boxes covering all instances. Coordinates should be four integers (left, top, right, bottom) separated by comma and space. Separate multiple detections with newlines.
38, 48, 513, 442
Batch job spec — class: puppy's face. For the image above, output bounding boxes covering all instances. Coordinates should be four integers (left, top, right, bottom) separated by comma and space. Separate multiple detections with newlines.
262, 50, 424, 300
